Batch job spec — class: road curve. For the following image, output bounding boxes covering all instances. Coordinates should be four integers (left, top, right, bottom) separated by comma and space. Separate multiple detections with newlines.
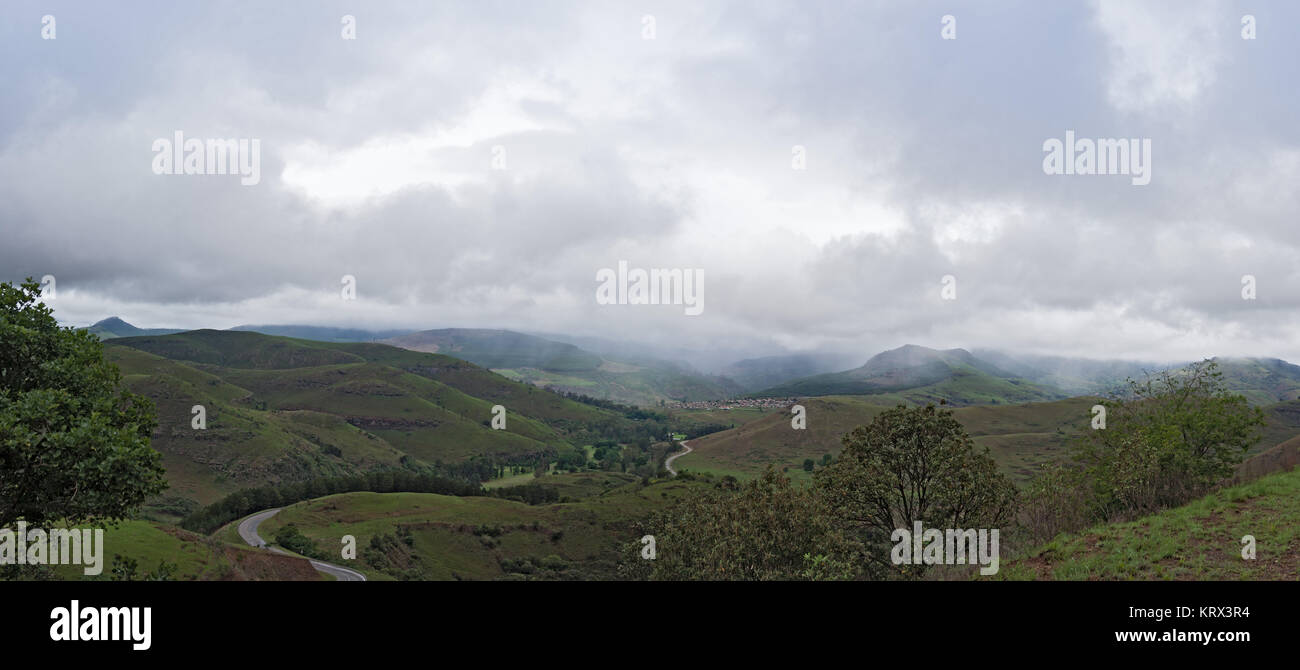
237, 508, 367, 581
665, 440, 692, 476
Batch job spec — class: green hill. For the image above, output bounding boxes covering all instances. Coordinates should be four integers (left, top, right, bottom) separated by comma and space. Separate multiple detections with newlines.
720, 353, 855, 392
1210, 357, 1300, 404
47, 520, 323, 581
382, 328, 742, 406
86, 316, 185, 340
230, 324, 414, 342
104, 331, 668, 515
753, 344, 1065, 405
239, 471, 712, 581
675, 395, 1098, 483
997, 458, 1300, 580
675, 393, 1300, 485
382, 329, 603, 371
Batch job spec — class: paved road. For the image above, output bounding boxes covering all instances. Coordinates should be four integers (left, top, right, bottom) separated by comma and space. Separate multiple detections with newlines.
664, 440, 692, 476
237, 508, 367, 582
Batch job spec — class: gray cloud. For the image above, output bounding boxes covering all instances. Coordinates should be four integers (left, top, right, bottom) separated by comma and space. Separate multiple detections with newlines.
2, 0, 1298, 365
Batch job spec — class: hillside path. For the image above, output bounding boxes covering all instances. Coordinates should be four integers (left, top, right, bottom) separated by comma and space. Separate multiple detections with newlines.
665, 440, 692, 476
237, 508, 367, 582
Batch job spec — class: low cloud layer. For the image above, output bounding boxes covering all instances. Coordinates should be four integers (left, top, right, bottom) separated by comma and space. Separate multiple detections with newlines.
3, 1, 1298, 365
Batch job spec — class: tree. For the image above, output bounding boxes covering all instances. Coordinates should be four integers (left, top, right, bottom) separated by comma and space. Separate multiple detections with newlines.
0, 279, 167, 527
1070, 359, 1263, 519
627, 467, 857, 580
802, 458, 815, 472
814, 404, 1017, 578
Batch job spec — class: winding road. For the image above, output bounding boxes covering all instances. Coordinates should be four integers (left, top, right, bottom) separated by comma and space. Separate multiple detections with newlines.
664, 440, 692, 476
237, 508, 367, 581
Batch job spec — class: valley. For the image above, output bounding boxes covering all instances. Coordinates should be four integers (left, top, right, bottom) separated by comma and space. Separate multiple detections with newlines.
41, 321, 1300, 581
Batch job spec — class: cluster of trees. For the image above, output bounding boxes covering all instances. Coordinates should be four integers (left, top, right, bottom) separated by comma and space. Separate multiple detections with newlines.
556, 391, 661, 418
1022, 360, 1263, 541
179, 469, 484, 534
488, 482, 560, 505
634, 360, 1265, 580
684, 422, 733, 439
273, 523, 325, 560
436, 450, 559, 483
362, 528, 424, 580
629, 404, 1018, 580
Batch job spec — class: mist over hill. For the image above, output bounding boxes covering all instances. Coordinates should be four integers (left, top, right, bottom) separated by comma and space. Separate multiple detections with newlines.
721, 353, 871, 393
87, 316, 186, 340
231, 324, 416, 342
752, 344, 1065, 405
381, 328, 742, 406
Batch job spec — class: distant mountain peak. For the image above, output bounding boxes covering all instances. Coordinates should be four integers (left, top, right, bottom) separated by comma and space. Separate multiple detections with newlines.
864, 344, 975, 369
92, 316, 132, 328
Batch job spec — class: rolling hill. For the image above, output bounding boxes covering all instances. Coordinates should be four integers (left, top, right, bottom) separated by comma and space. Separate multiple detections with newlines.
675, 395, 1099, 483
998, 459, 1300, 580
675, 393, 1300, 485
232, 471, 713, 581
104, 330, 666, 514
382, 328, 742, 406
1210, 357, 1300, 404
720, 353, 858, 393
86, 316, 186, 339
231, 324, 415, 342
971, 350, 1166, 396
752, 344, 1066, 405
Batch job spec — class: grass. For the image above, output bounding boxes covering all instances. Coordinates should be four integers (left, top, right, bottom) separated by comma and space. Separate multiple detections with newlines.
103, 331, 652, 512
997, 465, 1300, 580
251, 474, 711, 580
675, 396, 1099, 483
40, 520, 322, 581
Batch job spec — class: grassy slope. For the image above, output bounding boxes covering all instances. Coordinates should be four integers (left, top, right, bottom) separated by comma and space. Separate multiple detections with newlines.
998, 464, 1300, 580
251, 473, 706, 580
754, 359, 1064, 406
674, 393, 1300, 485
379, 329, 740, 407
675, 396, 1100, 483
107, 347, 406, 507
105, 332, 643, 511
48, 520, 322, 581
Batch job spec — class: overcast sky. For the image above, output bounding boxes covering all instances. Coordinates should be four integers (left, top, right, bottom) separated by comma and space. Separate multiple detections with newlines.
3, 1, 1299, 364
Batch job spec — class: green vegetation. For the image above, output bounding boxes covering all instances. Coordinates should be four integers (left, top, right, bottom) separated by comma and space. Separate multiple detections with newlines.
1022, 361, 1264, 542
273, 523, 325, 560
84, 316, 184, 340
625, 467, 852, 580
999, 465, 1300, 580
101, 330, 693, 517
636, 405, 1016, 580
180, 470, 484, 535
753, 345, 1063, 404
3, 519, 322, 581
0, 279, 167, 527
675, 395, 1101, 483
251, 472, 713, 580
381, 328, 741, 406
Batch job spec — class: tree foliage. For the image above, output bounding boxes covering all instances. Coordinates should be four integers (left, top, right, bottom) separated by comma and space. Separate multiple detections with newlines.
629, 467, 856, 580
1069, 359, 1263, 520
629, 404, 1016, 580
0, 279, 166, 527
815, 404, 1017, 578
